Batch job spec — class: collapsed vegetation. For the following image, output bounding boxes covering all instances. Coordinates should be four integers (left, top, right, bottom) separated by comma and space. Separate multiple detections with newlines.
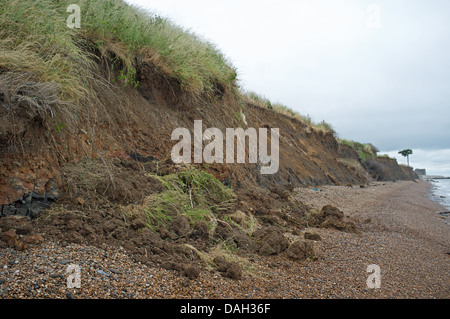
7, 155, 353, 279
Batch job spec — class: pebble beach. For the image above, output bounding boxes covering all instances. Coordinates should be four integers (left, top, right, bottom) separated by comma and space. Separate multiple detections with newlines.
0, 180, 448, 299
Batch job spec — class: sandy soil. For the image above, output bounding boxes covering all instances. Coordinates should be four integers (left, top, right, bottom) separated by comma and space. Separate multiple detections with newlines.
0, 180, 448, 299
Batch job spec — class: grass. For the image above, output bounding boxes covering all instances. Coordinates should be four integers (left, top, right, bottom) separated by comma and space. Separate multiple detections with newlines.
77, 0, 237, 93
141, 166, 235, 232
0, 0, 237, 130
183, 241, 262, 276
338, 138, 379, 162
241, 90, 336, 135
1, 0, 337, 140
0, 0, 93, 129
221, 210, 259, 236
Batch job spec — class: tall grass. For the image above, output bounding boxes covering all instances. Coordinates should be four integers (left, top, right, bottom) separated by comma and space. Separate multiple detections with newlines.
142, 167, 235, 232
241, 90, 336, 135
0, 0, 92, 107
338, 138, 379, 161
77, 0, 237, 93
0, 0, 237, 110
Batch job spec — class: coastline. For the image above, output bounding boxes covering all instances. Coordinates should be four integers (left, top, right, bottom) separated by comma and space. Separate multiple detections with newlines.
426, 179, 450, 211
0, 180, 449, 299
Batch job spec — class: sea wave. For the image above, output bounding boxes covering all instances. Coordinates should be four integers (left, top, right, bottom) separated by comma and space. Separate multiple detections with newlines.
429, 179, 450, 210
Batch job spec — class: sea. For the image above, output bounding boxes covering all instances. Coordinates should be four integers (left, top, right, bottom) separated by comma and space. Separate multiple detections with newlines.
429, 179, 450, 210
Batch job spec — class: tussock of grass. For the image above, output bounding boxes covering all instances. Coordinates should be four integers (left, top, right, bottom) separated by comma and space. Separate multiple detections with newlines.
130, 166, 234, 233
183, 242, 262, 276
0, 71, 61, 118
0, 0, 93, 126
221, 210, 259, 236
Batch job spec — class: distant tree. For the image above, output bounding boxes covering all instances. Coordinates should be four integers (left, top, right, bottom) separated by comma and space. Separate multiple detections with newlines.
398, 149, 413, 166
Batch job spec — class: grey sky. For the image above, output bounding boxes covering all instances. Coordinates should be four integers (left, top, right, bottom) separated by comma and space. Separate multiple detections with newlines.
125, 0, 450, 175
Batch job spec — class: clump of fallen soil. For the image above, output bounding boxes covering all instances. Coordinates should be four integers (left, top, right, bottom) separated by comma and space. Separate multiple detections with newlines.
0, 154, 360, 280
286, 240, 316, 261
213, 256, 243, 280
307, 205, 358, 233
0, 216, 44, 251
253, 227, 289, 256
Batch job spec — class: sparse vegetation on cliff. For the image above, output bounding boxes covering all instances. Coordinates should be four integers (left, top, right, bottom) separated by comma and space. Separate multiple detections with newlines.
338, 138, 379, 161
241, 90, 336, 135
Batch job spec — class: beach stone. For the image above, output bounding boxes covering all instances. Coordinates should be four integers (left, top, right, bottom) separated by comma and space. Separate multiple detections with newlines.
59, 259, 70, 265
97, 269, 110, 277
109, 268, 122, 275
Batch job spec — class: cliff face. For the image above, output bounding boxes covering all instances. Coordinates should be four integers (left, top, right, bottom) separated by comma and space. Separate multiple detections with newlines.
0, 62, 368, 206
365, 157, 419, 181
0, 54, 417, 208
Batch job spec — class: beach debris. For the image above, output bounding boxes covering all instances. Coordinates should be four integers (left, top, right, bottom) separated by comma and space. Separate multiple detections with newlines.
307, 205, 359, 233
437, 211, 449, 218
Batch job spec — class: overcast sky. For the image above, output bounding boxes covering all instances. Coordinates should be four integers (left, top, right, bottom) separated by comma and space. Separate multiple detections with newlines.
126, 0, 450, 176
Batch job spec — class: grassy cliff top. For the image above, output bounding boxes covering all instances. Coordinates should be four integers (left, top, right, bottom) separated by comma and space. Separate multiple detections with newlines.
0, 0, 338, 137
0, 0, 237, 102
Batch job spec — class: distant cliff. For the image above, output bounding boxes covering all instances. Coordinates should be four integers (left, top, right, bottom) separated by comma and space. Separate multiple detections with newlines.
365, 157, 419, 181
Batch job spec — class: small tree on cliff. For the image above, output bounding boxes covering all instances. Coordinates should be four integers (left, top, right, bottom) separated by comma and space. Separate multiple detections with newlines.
398, 149, 413, 166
